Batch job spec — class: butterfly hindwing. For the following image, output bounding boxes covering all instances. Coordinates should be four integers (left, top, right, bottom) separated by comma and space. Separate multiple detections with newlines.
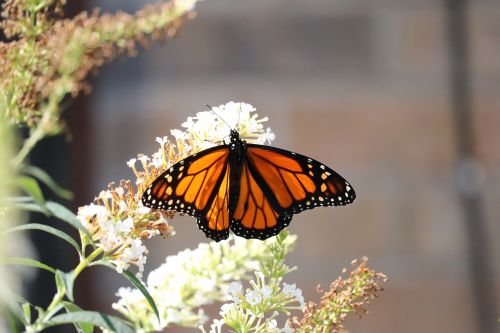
142, 145, 230, 219
196, 164, 231, 241
245, 144, 356, 215
231, 163, 292, 240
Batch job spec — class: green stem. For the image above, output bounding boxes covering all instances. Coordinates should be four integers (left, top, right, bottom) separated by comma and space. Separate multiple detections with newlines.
41, 248, 103, 323
74, 247, 103, 277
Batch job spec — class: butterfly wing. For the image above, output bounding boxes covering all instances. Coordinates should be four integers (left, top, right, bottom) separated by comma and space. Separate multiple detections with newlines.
197, 163, 231, 241
231, 163, 292, 240
230, 144, 355, 240
245, 144, 356, 213
142, 145, 232, 241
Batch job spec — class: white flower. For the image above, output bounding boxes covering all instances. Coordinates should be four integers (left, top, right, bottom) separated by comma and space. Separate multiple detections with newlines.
126, 158, 136, 168
115, 257, 130, 274
282, 283, 304, 307
245, 289, 262, 306
175, 0, 199, 12
155, 136, 169, 146
128, 239, 147, 258
228, 281, 242, 296
177, 101, 275, 147
210, 319, 224, 332
261, 285, 273, 299
219, 303, 235, 316
98, 190, 112, 199
151, 151, 163, 168
114, 187, 125, 196
268, 319, 279, 332
255, 271, 265, 280
77, 204, 108, 220
171, 129, 187, 141
116, 217, 134, 233
137, 154, 150, 164
135, 203, 151, 215
118, 200, 128, 212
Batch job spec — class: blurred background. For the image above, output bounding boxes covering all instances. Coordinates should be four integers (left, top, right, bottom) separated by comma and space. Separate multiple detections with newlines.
29, 0, 499, 332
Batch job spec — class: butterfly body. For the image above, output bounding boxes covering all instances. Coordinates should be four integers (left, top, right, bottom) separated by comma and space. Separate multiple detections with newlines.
142, 129, 355, 241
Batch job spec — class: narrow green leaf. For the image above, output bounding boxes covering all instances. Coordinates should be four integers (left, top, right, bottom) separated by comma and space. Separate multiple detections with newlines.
7, 310, 21, 333
5, 223, 81, 255
45, 201, 92, 241
48, 311, 134, 333
62, 302, 94, 333
21, 303, 31, 325
8, 300, 26, 326
22, 165, 74, 200
3, 196, 35, 203
95, 261, 160, 322
2, 257, 55, 273
7, 201, 44, 213
121, 269, 160, 323
55, 270, 75, 301
55, 270, 66, 295
12, 176, 46, 209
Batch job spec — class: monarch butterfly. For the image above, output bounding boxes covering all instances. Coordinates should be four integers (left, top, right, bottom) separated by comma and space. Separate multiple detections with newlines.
142, 128, 355, 241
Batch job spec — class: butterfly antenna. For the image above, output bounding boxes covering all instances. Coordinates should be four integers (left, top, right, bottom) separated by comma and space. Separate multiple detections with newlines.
206, 104, 232, 129
236, 102, 242, 130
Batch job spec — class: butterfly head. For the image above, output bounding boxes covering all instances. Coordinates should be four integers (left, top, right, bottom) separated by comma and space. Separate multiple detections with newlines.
229, 129, 240, 143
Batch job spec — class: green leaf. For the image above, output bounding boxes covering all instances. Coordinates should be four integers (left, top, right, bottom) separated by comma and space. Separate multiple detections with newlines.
6, 200, 92, 243
22, 165, 74, 200
55, 270, 66, 294
45, 201, 92, 241
62, 302, 94, 333
55, 270, 75, 301
47, 311, 134, 333
22, 303, 31, 325
95, 261, 160, 323
6, 310, 22, 333
12, 176, 46, 210
2, 257, 55, 273
3, 196, 35, 203
7, 201, 44, 213
5, 223, 81, 255
121, 269, 160, 323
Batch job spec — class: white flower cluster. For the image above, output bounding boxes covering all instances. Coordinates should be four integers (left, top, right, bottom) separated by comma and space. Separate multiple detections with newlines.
200, 232, 301, 333
181, 101, 275, 150
112, 236, 282, 331
77, 202, 150, 276
205, 270, 303, 333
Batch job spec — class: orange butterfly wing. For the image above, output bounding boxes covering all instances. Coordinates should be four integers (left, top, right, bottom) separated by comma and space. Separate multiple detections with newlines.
231, 163, 292, 240
143, 139, 356, 241
142, 146, 231, 240
230, 144, 355, 239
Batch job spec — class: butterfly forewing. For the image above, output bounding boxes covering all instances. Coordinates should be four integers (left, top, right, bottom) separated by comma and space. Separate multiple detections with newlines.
142, 146, 230, 218
245, 144, 356, 215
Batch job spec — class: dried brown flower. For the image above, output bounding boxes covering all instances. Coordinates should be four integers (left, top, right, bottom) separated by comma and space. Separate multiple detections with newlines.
290, 257, 388, 333
0, 0, 200, 167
